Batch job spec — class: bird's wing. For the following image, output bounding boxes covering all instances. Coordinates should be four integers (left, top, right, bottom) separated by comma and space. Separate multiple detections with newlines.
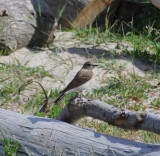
62, 69, 94, 93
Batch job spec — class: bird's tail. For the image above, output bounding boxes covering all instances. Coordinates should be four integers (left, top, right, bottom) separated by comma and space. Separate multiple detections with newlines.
54, 93, 65, 103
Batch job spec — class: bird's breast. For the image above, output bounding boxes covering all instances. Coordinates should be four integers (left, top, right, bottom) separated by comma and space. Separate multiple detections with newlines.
76, 80, 91, 92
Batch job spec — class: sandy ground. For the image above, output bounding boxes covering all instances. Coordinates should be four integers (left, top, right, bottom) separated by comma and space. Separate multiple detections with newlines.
0, 32, 155, 88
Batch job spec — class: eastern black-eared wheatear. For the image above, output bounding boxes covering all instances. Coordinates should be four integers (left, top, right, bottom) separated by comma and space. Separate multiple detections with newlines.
54, 61, 98, 103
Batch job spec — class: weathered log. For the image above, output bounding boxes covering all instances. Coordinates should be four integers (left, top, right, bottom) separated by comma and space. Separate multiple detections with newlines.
0, 108, 160, 156
150, 0, 160, 9
0, 0, 55, 54
45, 0, 115, 28
57, 97, 160, 134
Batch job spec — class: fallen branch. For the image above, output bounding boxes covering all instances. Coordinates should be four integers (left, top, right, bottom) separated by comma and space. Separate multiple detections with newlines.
0, 108, 160, 156
45, 0, 115, 28
57, 96, 160, 134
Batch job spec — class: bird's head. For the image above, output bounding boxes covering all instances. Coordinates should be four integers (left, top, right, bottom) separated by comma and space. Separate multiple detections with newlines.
82, 61, 99, 69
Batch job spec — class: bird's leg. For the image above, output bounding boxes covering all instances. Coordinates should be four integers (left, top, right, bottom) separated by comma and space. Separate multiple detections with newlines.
80, 92, 91, 101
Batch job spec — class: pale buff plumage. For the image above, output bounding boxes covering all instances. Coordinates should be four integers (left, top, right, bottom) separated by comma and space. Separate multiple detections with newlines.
54, 61, 98, 103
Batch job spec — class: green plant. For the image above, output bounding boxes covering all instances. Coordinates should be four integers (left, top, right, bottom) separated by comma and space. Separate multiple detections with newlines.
37, 0, 41, 18
48, 105, 63, 119
0, 136, 30, 156
57, 4, 66, 23
1, 138, 20, 156
150, 98, 160, 108
0, 61, 53, 107
0, 49, 7, 55
25, 94, 45, 110
48, 88, 77, 118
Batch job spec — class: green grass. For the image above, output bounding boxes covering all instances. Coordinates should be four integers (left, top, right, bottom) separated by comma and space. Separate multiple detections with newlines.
24, 93, 45, 112
74, 26, 160, 64
72, 3, 160, 66
81, 118, 160, 144
90, 59, 158, 109
47, 89, 77, 118
97, 75, 151, 107
0, 136, 30, 156
0, 60, 54, 111
150, 97, 160, 109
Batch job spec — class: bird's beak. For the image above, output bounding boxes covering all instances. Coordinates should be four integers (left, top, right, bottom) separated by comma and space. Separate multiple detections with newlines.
92, 64, 99, 67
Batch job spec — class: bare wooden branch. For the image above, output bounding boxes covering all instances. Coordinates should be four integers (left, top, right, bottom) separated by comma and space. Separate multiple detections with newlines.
45, 0, 115, 28
57, 96, 160, 134
72, 0, 115, 28
0, 108, 160, 156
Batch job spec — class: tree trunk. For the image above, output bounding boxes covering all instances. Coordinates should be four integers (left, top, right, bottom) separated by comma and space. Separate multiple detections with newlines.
0, 108, 160, 156
0, 0, 55, 54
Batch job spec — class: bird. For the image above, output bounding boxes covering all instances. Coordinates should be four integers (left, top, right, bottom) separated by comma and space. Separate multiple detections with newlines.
54, 61, 99, 103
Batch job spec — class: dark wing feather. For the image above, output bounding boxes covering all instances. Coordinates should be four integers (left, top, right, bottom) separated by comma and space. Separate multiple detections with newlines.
54, 92, 65, 103
61, 69, 93, 93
